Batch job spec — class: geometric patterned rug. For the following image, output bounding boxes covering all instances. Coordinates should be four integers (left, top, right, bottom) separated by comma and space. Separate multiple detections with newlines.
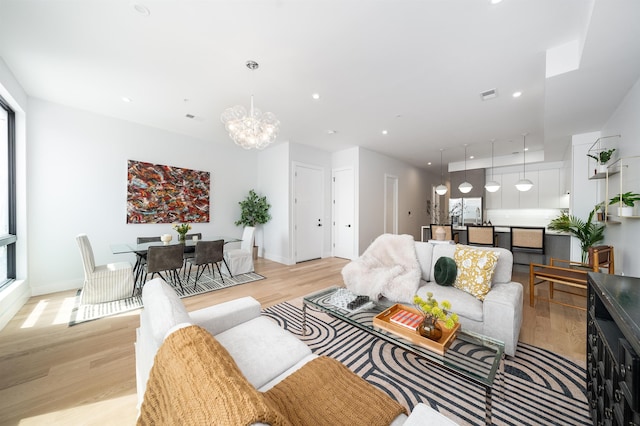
68, 271, 264, 326
263, 299, 591, 426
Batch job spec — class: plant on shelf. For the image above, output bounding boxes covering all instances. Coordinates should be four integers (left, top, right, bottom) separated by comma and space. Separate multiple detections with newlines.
235, 189, 272, 227
413, 293, 459, 341
587, 148, 616, 165
609, 191, 640, 217
548, 210, 604, 263
609, 191, 640, 207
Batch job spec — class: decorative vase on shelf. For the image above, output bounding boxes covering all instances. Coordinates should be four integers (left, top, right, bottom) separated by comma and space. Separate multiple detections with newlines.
417, 317, 443, 341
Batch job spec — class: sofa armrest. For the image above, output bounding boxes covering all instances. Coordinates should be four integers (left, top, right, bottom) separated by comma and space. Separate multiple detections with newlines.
189, 296, 262, 335
482, 282, 523, 357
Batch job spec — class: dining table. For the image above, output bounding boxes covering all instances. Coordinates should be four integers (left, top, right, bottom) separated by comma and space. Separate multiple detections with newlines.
111, 236, 242, 286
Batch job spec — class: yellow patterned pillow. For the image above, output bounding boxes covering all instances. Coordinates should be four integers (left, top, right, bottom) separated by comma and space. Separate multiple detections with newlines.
453, 245, 500, 300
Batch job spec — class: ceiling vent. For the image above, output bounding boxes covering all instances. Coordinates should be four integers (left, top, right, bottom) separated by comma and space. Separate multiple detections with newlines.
480, 89, 498, 101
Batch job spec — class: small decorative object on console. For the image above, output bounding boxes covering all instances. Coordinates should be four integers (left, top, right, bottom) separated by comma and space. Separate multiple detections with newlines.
413, 293, 459, 341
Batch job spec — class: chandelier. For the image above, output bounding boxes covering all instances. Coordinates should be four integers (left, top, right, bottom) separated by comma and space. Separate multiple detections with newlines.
221, 61, 280, 150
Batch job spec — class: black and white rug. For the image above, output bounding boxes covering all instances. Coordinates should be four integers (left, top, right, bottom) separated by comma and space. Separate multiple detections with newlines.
263, 300, 590, 426
68, 271, 264, 326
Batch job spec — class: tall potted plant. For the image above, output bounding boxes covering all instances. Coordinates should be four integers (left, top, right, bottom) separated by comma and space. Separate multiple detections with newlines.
548, 209, 605, 264
235, 189, 272, 258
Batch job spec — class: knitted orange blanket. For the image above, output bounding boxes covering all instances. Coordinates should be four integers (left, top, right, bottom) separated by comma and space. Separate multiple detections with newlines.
138, 325, 406, 425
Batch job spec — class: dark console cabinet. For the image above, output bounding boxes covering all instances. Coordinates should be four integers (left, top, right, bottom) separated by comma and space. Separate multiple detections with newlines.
587, 273, 640, 425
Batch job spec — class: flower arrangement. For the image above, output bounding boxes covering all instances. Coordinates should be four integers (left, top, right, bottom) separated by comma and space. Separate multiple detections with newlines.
413, 292, 459, 330
172, 223, 191, 240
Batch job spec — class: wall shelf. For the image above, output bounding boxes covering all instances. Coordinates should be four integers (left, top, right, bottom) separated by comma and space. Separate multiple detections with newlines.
604, 155, 640, 223
587, 135, 620, 180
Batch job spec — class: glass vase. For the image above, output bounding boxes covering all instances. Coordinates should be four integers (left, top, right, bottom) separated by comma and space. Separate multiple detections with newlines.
417, 317, 443, 341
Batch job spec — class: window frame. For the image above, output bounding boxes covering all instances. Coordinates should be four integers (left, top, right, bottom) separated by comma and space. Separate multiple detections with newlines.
0, 95, 17, 288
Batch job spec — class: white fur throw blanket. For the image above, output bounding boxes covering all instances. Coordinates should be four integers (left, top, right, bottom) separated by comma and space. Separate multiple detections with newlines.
342, 234, 421, 302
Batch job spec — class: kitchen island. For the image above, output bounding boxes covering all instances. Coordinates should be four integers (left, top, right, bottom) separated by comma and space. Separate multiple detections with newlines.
420, 225, 570, 264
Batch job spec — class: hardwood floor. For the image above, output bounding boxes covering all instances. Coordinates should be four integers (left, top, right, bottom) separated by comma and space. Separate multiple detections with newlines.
0, 257, 586, 426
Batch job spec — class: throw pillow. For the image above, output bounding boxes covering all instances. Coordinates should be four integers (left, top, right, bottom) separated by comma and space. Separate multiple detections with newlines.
434, 256, 457, 286
453, 245, 500, 300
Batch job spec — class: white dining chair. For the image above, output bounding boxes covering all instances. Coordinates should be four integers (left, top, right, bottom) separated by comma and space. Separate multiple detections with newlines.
76, 234, 134, 304
223, 226, 255, 276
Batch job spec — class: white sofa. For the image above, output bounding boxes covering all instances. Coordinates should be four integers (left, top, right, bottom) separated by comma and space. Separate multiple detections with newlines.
135, 278, 458, 425
411, 242, 523, 356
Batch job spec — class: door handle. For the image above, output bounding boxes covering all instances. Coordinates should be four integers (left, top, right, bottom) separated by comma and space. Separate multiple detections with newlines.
317, 223, 322, 227
346, 224, 351, 227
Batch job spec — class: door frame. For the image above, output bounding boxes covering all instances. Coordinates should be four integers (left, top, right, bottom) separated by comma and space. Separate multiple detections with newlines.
384, 174, 398, 234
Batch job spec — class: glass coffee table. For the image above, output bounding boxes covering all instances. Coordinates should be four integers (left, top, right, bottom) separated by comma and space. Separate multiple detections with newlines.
303, 286, 505, 425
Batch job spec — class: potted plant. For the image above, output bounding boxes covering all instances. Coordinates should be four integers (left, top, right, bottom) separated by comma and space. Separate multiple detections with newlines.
548, 209, 605, 264
587, 148, 616, 174
413, 293, 459, 341
235, 189, 272, 258
609, 191, 640, 217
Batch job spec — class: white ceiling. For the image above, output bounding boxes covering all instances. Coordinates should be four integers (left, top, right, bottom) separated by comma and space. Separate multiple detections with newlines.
1, 0, 639, 169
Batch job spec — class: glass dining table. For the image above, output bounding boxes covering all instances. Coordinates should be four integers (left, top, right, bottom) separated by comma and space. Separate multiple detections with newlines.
111, 236, 241, 285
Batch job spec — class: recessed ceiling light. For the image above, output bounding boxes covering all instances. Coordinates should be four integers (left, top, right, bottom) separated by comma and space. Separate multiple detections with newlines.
524, 147, 529, 151
428, 162, 432, 166
312, 93, 320, 100
133, 3, 150, 16
512, 91, 522, 98
489, 0, 503, 4
121, 97, 132, 103
470, 156, 475, 159
327, 130, 337, 135
382, 130, 388, 135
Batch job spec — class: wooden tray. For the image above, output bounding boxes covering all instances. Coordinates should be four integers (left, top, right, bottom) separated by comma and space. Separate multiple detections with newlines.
373, 303, 460, 355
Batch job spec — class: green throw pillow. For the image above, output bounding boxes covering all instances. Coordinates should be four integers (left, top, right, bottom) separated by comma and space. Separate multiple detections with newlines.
434, 257, 457, 286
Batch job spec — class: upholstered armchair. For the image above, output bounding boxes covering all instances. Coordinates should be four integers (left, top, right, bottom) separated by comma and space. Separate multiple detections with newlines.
76, 234, 134, 304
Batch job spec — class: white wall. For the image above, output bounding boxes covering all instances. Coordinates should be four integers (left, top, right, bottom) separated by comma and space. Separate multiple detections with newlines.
258, 143, 290, 264
598, 76, 640, 276
27, 99, 258, 295
357, 147, 432, 254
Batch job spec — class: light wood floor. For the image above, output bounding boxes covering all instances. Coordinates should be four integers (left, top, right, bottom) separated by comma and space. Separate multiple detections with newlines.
0, 257, 586, 426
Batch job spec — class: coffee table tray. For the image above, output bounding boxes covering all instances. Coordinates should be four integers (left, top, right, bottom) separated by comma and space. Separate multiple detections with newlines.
373, 303, 460, 355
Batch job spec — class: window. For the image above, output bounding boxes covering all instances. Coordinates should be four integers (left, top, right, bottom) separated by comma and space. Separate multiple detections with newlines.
0, 95, 16, 289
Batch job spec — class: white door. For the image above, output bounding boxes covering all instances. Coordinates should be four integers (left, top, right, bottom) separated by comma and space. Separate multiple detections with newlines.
294, 164, 324, 262
333, 168, 355, 259
384, 174, 398, 234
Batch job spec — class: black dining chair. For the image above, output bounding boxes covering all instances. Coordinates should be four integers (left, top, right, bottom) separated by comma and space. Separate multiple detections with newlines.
144, 244, 185, 293
185, 240, 225, 289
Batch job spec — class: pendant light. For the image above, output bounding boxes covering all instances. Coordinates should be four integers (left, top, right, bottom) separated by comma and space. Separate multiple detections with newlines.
515, 133, 533, 192
458, 144, 473, 194
485, 140, 501, 192
435, 149, 448, 195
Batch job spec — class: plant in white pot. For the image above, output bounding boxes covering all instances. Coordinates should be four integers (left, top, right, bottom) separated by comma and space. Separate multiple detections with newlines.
587, 148, 616, 174
609, 192, 640, 217
235, 189, 272, 258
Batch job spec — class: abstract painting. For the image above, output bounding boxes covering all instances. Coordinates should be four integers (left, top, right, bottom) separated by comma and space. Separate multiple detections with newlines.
126, 160, 210, 224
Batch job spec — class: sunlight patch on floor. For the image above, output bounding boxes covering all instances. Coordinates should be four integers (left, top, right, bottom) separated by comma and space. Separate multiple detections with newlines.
20, 300, 48, 328
52, 296, 77, 325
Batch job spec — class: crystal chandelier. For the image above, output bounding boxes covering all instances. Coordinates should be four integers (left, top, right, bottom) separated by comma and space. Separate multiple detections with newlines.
221, 61, 280, 150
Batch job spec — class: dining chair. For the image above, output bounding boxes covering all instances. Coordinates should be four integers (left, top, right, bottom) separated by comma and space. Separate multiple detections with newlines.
133, 236, 161, 294
144, 245, 185, 293
185, 240, 225, 289
223, 226, 255, 276
466, 225, 497, 247
76, 234, 134, 304
182, 232, 203, 266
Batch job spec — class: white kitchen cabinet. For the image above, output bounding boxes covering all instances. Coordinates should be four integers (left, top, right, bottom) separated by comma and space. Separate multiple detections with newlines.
518, 170, 539, 209
500, 172, 521, 209
539, 169, 560, 208
484, 174, 502, 209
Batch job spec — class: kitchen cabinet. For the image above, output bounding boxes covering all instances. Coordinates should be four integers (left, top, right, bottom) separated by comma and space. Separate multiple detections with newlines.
539, 169, 560, 208
518, 170, 539, 209
500, 172, 521, 209
485, 166, 566, 209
